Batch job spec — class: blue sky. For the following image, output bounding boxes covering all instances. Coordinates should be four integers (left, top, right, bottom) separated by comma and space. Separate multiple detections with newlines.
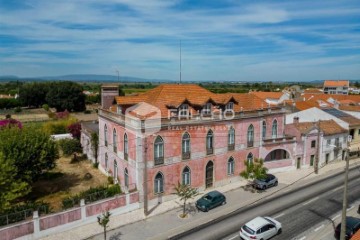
0, 0, 360, 81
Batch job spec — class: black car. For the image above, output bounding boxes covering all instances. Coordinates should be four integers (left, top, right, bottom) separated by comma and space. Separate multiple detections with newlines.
195, 190, 226, 212
253, 174, 278, 190
334, 217, 360, 240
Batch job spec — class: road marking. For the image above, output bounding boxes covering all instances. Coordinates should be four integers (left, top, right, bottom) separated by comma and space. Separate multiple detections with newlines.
332, 186, 342, 192
283, 188, 292, 192
347, 205, 354, 211
314, 224, 324, 232
332, 214, 341, 221
298, 236, 306, 240
228, 235, 238, 240
303, 197, 319, 206
273, 213, 285, 219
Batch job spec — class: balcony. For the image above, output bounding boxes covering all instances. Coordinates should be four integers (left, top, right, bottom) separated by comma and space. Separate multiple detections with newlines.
124, 152, 128, 161
228, 144, 235, 151
206, 148, 214, 155
154, 156, 164, 166
262, 135, 296, 146
182, 152, 191, 160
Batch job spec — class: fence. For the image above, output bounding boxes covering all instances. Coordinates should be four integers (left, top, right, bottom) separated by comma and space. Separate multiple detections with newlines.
0, 191, 140, 240
0, 205, 50, 227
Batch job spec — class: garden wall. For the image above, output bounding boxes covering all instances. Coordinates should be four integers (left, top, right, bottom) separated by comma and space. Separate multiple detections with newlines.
0, 192, 139, 240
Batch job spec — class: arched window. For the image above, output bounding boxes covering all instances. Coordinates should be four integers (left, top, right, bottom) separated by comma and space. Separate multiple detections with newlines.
113, 128, 117, 152
228, 127, 235, 150
113, 160, 118, 182
247, 152, 254, 164
182, 132, 191, 160
228, 157, 235, 175
105, 153, 108, 170
154, 172, 164, 194
206, 130, 214, 155
124, 133, 128, 160
104, 124, 108, 146
262, 121, 266, 139
154, 136, 164, 165
272, 119, 278, 138
124, 168, 129, 188
182, 166, 191, 185
247, 125, 254, 147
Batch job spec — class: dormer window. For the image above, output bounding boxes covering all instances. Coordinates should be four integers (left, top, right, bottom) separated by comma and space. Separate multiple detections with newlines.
179, 104, 189, 117
226, 102, 234, 110
203, 103, 212, 115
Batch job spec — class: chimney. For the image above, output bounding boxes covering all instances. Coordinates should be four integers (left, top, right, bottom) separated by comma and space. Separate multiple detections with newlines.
293, 116, 299, 124
101, 84, 119, 109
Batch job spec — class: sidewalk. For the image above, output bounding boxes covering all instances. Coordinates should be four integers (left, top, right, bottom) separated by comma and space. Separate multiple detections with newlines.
39, 158, 360, 240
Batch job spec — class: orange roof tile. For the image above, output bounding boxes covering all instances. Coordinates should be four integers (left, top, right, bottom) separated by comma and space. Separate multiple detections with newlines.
323, 80, 349, 87
250, 91, 284, 100
113, 84, 268, 117
304, 88, 323, 94
351, 229, 360, 240
291, 120, 347, 135
339, 105, 360, 111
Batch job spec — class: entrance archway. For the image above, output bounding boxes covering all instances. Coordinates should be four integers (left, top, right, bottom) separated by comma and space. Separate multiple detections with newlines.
265, 149, 290, 161
205, 161, 214, 188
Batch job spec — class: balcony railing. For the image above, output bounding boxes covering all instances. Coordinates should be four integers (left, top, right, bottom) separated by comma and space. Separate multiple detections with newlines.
154, 156, 164, 166
182, 152, 191, 160
228, 144, 235, 151
206, 148, 213, 155
262, 135, 296, 146
124, 152, 128, 161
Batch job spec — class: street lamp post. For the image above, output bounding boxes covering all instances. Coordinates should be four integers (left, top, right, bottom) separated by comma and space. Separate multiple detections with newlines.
340, 135, 351, 240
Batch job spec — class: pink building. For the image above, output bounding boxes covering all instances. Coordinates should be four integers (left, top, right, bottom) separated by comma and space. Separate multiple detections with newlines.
98, 84, 296, 206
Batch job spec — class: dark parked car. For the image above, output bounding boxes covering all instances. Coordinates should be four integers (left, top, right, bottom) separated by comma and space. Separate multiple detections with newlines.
195, 190, 226, 212
253, 174, 278, 190
334, 217, 360, 240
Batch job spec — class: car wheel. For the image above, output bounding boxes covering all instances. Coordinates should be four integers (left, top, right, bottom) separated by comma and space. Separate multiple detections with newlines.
277, 228, 282, 234
274, 181, 278, 186
262, 185, 267, 190
205, 207, 209, 212
222, 201, 226, 205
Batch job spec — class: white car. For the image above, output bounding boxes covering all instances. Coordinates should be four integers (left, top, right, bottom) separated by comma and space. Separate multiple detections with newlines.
239, 216, 282, 240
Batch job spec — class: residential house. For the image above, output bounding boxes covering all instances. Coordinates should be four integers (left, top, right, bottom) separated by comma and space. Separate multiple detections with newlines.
80, 121, 99, 164
323, 80, 349, 95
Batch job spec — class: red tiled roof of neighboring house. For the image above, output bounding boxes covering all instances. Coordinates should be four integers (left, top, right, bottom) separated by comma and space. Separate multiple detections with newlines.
323, 80, 349, 87
249, 91, 284, 100
114, 84, 268, 117
304, 88, 323, 94
351, 229, 360, 240
290, 120, 347, 135
338, 99, 357, 105
339, 105, 360, 111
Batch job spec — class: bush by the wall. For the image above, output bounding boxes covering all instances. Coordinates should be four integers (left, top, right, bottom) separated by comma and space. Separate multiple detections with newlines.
58, 138, 82, 156
42, 104, 49, 111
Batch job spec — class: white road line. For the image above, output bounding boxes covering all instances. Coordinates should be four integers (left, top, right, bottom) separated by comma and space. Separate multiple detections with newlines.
314, 224, 324, 232
303, 197, 319, 206
332, 214, 341, 221
298, 236, 306, 240
228, 235, 238, 240
273, 213, 285, 219
332, 186, 342, 192
347, 205, 354, 211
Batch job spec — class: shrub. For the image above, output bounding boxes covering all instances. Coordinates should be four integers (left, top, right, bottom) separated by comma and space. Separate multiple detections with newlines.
58, 139, 82, 156
93, 162, 99, 168
84, 110, 91, 114
14, 107, 22, 113
107, 176, 114, 185
67, 122, 81, 139
43, 118, 77, 135
42, 104, 49, 111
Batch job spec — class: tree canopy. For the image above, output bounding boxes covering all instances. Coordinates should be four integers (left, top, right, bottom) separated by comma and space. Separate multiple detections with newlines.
240, 158, 268, 182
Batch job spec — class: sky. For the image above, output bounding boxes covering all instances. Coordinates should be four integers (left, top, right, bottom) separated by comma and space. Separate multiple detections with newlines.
0, 0, 360, 82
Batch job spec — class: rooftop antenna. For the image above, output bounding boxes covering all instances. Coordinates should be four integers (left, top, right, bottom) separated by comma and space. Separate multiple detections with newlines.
180, 40, 182, 84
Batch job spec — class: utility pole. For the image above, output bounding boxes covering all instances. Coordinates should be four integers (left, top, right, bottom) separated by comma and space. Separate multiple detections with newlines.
340, 135, 351, 240
116, 70, 120, 82
315, 120, 321, 174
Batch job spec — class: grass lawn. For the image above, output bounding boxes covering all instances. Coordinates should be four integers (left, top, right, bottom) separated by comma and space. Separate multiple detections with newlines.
29, 156, 108, 211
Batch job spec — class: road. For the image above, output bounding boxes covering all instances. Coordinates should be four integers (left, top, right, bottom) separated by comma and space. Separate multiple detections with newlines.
178, 167, 360, 240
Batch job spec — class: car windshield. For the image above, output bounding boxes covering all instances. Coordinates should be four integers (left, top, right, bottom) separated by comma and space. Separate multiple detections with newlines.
203, 195, 213, 201
264, 217, 276, 225
243, 225, 255, 235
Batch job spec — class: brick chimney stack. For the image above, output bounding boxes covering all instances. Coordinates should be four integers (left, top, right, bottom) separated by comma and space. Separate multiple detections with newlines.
101, 84, 119, 109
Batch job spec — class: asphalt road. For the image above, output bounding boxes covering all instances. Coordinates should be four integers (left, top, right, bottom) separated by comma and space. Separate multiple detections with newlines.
178, 167, 360, 240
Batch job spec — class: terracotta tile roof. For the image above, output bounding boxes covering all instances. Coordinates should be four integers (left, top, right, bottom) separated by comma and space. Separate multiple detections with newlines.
351, 229, 360, 240
290, 120, 347, 135
114, 84, 268, 117
339, 105, 360, 111
338, 99, 357, 105
323, 80, 349, 87
249, 91, 284, 100
304, 88, 323, 94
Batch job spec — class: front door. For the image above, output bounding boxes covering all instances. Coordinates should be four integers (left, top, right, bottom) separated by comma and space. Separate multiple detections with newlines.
205, 161, 214, 188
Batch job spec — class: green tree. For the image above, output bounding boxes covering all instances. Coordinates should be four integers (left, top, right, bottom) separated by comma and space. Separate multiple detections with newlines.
46, 82, 86, 112
97, 210, 111, 240
240, 158, 268, 184
173, 182, 199, 218
0, 152, 29, 211
0, 126, 59, 183
18, 82, 49, 107
91, 132, 99, 164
